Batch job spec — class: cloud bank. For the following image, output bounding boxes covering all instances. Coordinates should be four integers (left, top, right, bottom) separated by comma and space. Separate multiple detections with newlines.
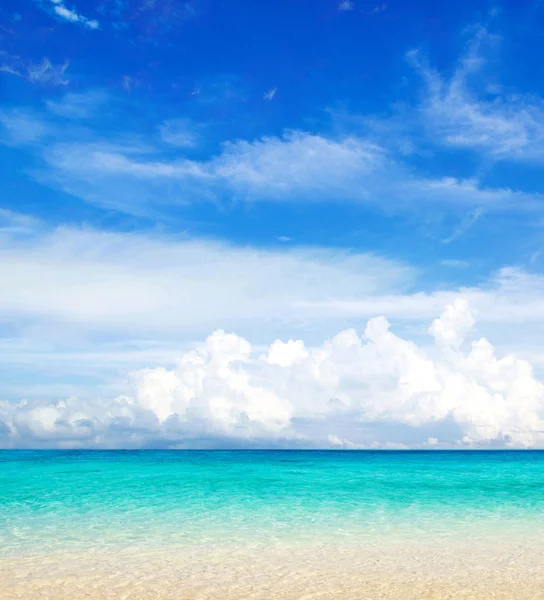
2, 300, 543, 449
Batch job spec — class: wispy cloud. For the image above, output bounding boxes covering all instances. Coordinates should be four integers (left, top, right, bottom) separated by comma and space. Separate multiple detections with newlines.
441, 259, 470, 268
96, 0, 200, 41
43, 130, 519, 217
46, 90, 109, 119
442, 207, 486, 243
0, 226, 413, 342
28, 57, 70, 85
0, 209, 40, 235
0, 54, 69, 86
47, 0, 99, 29
122, 75, 135, 92
409, 27, 544, 162
159, 118, 199, 147
31, 131, 387, 214
192, 73, 247, 105
0, 108, 50, 144
263, 88, 277, 101
3, 94, 543, 219
0, 63, 19, 77
338, 1, 354, 11
2, 226, 544, 353
370, 3, 387, 14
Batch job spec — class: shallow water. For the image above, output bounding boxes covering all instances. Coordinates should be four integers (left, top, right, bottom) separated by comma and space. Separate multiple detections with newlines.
2, 450, 544, 598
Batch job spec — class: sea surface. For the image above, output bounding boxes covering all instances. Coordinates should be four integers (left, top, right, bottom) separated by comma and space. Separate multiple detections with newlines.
2, 450, 544, 599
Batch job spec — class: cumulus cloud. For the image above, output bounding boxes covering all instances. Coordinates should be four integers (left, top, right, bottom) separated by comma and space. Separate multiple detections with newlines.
264, 339, 309, 367
2, 301, 543, 449
429, 298, 476, 349
4, 226, 544, 410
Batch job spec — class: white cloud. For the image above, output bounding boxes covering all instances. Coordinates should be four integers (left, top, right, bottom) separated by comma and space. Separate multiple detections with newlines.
43, 133, 385, 204
46, 91, 108, 119
38, 132, 388, 212
410, 28, 544, 162
2, 227, 544, 418
213, 132, 384, 198
0, 55, 69, 86
371, 3, 387, 14
263, 88, 277, 101
122, 76, 135, 92
34, 126, 544, 216
264, 339, 309, 367
3, 227, 544, 356
404, 177, 538, 212
2, 301, 544, 449
0, 109, 49, 144
48, 0, 99, 29
441, 259, 470, 268
429, 298, 475, 349
0, 209, 40, 235
327, 435, 366, 449
3, 87, 544, 217
0, 227, 413, 341
159, 118, 199, 147
28, 58, 70, 85
292, 267, 544, 354
442, 207, 486, 243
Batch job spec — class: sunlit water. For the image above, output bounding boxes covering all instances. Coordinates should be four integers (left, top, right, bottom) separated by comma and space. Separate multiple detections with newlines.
2, 450, 544, 599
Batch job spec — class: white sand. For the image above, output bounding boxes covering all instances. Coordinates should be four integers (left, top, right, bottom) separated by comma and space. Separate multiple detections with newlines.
2, 536, 544, 599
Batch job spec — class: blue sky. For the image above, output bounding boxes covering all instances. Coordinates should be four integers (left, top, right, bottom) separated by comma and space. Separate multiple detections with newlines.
2, 1, 544, 448
1, 1, 543, 270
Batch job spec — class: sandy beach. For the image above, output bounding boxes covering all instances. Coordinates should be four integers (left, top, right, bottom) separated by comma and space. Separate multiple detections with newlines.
3, 537, 544, 600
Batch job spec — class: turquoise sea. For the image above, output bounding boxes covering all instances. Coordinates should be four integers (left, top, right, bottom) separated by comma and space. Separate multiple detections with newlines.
2, 450, 544, 556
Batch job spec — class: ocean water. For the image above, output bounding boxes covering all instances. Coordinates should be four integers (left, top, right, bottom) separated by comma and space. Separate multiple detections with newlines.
2, 450, 544, 599
2, 450, 544, 552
